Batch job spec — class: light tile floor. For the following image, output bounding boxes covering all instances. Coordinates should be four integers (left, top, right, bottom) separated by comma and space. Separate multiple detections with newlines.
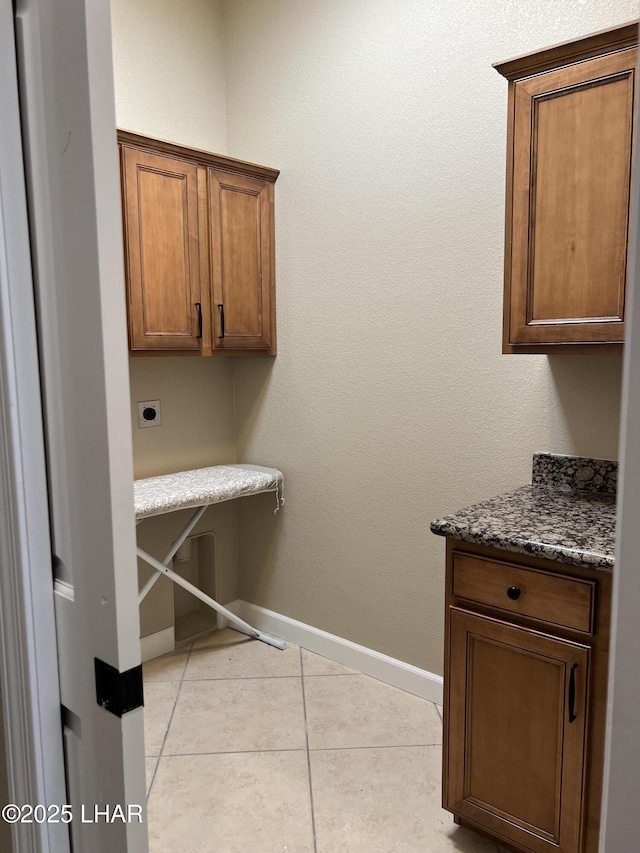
143, 628, 507, 853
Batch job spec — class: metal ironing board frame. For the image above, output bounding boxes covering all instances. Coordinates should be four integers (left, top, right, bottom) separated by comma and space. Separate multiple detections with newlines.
134, 464, 286, 650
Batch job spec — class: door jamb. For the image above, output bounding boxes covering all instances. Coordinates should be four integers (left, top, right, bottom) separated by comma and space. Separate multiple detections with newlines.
0, 1, 70, 851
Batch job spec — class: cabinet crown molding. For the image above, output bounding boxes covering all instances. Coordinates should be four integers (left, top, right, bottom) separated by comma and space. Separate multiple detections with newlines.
494, 19, 638, 81
117, 129, 280, 184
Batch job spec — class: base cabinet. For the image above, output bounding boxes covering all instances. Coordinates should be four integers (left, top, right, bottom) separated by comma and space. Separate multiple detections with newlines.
447, 608, 589, 852
443, 542, 611, 853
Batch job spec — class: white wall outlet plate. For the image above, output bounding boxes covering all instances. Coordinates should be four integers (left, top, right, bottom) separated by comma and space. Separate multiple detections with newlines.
137, 400, 161, 428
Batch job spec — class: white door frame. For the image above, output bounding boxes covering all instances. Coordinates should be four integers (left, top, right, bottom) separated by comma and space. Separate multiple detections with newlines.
2, 0, 148, 850
0, 1, 69, 851
600, 41, 640, 848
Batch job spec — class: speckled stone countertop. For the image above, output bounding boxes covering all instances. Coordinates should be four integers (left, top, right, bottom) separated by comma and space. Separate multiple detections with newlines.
430, 454, 617, 570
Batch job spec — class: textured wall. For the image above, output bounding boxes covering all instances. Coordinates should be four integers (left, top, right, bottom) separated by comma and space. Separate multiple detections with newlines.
128, 358, 236, 480
110, 0, 631, 666
223, 0, 633, 674
111, 0, 235, 477
111, 0, 227, 152
111, 0, 238, 638
111, 0, 234, 484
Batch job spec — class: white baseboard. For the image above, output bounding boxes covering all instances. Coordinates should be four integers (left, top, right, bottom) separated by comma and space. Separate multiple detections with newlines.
140, 626, 175, 663
231, 600, 443, 706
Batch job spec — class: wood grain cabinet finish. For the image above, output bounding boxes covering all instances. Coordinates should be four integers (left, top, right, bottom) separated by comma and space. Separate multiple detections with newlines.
495, 22, 638, 352
118, 131, 279, 356
208, 169, 274, 352
443, 541, 612, 853
120, 147, 203, 351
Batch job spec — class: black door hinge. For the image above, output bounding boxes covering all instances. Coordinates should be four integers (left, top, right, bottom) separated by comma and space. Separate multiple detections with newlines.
95, 658, 144, 718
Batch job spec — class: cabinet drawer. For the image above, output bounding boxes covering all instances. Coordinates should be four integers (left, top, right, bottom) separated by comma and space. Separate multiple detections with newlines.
452, 553, 595, 634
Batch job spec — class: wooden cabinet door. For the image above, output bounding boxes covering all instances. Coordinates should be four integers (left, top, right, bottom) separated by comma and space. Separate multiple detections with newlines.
507, 48, 635, 347
446, 607, 590, 853
208, 168, 274, 352
121, 146, 203, 350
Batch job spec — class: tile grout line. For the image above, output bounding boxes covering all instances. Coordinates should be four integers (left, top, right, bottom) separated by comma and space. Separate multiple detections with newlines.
160, 747, 309, 757
307, 742, 442, 752
146, 640, 194, 799
144, 640, 449, 849
177, 672, 355, 682
180, 673, 325, 683
300, 646, 319, 853
157, 742, 443, 757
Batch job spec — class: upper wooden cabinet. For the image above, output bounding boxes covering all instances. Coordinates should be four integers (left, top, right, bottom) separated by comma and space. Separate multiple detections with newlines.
118, 131, 279, 356
208, 168, 274, 352
121, 146, 204, 351
495, 22, 638, 352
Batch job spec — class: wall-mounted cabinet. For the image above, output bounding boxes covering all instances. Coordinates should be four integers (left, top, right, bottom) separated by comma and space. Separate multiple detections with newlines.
119, 131, 278, 356
208, 168, 275, 352
495, 22, 637, 353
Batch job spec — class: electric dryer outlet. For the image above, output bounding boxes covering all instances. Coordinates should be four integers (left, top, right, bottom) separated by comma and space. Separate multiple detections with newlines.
137, 400, 161, 428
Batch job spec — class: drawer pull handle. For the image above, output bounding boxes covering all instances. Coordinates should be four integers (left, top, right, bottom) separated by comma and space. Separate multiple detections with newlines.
218, 304, 225, 339
195, 302, 202, 339
506, 586, 521, 601
568, 663, 578, 723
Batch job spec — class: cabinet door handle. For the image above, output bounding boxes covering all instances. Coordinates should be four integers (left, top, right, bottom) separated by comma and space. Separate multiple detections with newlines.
568, 663, 578, 723
195, 302, 202, 339
507, 586, 521, 601
217, 303, 225, 339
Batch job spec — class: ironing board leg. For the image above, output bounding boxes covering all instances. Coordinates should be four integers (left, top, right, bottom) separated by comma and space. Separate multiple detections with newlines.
136, 546, 287, 650
137, 504, 209, 605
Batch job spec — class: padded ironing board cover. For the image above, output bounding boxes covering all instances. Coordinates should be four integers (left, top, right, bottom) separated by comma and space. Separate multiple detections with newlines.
134, 464, 283, 520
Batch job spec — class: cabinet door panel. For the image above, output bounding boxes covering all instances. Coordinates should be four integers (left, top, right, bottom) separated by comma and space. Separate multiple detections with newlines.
122, 147, 202, 350
447, 607, 589, 853
509, 48, 635, 345
531, 76, 629, 322
209, 169, 273, 351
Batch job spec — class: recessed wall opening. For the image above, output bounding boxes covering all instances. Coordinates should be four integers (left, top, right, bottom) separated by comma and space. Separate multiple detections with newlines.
172, 532, 218, 645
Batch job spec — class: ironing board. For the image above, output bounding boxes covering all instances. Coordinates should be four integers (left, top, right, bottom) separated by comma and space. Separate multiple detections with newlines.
134, 464, 286, 650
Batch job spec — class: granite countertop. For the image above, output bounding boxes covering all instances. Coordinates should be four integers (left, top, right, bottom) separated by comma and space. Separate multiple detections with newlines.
430, 454, 617, 570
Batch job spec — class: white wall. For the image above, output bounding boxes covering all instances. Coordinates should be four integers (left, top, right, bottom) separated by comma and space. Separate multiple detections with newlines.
128, 357, 236, 479
111, 0, 233, 482
111, 0, 238, 638
111, 0, 235, 485
222, 0, 633, 674
111, 0, 227, 153
109, 0, 632, 670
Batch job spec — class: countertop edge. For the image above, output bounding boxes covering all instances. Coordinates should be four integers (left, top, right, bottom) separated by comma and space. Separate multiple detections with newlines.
430, 456, 617, 572
430, 521, 613, 571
